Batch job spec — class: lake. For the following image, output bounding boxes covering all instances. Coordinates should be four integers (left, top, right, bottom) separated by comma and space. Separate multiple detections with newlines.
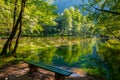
0, 37, 120, 80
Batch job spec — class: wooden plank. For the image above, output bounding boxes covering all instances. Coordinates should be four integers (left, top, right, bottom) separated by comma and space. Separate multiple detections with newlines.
26, 60, 73, 76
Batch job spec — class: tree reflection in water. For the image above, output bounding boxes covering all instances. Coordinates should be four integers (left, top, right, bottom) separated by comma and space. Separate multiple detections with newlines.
25, 39, 120, 80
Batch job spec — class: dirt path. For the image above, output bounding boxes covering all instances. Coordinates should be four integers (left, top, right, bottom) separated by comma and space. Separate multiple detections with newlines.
0, 62, 95, 80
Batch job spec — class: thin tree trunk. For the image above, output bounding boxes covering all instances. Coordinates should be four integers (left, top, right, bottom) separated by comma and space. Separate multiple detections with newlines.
0, 10, 22, 55
12, 0, 26, 56
12, 23, 21, 56
8, 0, 18, 55
13, 0, 18, 28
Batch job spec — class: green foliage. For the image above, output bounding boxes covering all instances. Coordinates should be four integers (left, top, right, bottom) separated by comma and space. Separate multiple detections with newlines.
0, 0, 57, 36
1, 0, 119, 38
22, 0, 58, 35
83, 0, 120, 39
51, 7, 94, 37
56, 7, 85, 36
0, 0, 95, 37
0, 0, 13, 36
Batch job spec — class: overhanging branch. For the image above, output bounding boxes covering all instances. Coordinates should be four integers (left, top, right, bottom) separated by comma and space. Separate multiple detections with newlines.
92, 6, 120, 15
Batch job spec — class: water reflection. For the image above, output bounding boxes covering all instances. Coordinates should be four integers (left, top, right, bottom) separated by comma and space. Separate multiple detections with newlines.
26, 47, 57, 64
38, 47, 57, 64
25, 38, 120, 80
98, 40, 120, 80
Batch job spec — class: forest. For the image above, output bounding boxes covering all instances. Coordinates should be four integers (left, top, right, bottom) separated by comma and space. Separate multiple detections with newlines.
0, 0, 119, 37
0, 0, 120, 80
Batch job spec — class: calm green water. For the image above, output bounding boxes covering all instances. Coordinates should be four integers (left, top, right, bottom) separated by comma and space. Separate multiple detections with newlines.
0, 37, 120, 80
42, 40, 119, 80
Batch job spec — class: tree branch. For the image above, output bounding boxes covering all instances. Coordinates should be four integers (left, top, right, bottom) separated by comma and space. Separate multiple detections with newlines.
92, 6, 120, 15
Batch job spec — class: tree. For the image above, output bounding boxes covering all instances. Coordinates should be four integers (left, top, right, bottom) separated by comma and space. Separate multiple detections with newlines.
69, 7, 83, 36
80, 16, 94, 37
0, 0, 27, 56
62, 8, 73, 35
82, 0, 120, 39
57, 7, 83, 36
0, 0, 13, 36
0, 0, 58, 56
22, 0, 57, 36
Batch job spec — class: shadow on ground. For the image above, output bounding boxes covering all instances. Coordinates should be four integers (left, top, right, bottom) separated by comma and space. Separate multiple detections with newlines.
0, 62, 99, 80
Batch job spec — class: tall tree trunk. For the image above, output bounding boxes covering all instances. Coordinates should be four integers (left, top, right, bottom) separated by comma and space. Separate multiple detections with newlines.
12, 23, 22, 56
8, 0, 18, 55
0, 10, 22, 55
12, 0, 26, 56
